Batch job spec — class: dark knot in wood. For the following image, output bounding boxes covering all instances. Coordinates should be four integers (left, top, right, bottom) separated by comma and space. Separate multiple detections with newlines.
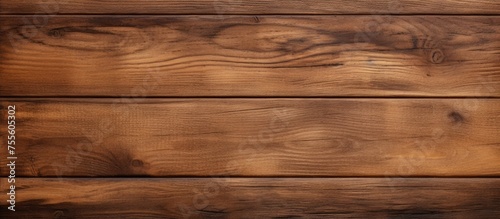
431, 49, 445, 64
48, 29, 63, 38
131, 159, 144, 167
53, 210, 65, 219
448, 111, 464, 124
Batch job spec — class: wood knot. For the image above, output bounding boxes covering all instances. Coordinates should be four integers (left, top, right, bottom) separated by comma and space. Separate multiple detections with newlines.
53, 210, 65, 219
254, 16, 260, 23
448, 111, 464, 124
131, 159, 144, 167
48, 29, 63, 38
430, 49, 445, 64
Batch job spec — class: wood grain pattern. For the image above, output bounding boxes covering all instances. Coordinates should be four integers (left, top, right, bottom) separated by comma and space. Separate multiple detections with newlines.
1, 178, 499, 218
1, 16, 499, 97
1, 99, 498, 177
1, 0, 500, 14
1, 1, 499, 218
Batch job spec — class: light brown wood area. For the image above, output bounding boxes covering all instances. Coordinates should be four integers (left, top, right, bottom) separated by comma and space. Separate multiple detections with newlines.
1, 0, 500, 14
1, 178, 499, 218
1, 99, 498, 177
1, 16, 499, 97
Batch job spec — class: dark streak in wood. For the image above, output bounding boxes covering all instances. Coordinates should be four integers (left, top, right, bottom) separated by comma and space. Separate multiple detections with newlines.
1, 0, 499, 14
1, 178, 498, 218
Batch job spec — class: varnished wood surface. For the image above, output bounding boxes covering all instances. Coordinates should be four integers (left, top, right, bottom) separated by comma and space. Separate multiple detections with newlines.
1, 1, 499, 218
1, 0, 500, 15
1, 178, 499, 218
1, 16, 499, 97
1, 98, 498, 177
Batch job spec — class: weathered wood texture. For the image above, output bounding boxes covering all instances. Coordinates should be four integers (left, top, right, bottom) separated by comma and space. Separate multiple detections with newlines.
1, 0, 500, 14
1, 99, 498, 177
1, 16, 499, 97
1, 178, 499, 218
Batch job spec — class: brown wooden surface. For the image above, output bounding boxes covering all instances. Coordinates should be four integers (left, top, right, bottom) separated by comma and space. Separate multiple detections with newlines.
1, 16, 499, 97
1, 1, 499, 218
1, 0, 500, 14
1, 98, 498, 177
1, 178, 499, 218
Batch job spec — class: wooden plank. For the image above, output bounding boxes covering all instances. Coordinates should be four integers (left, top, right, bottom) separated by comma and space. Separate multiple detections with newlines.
1, 0, 500, 14
1, 98, 498, 177
1, 16, 499, 97
1, 178, 499, 218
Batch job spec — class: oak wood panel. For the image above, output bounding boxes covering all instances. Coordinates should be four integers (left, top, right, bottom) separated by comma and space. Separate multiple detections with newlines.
1, 0, 500, 15
1, 16, 499, 97
1, 98, 498, 177
1, 178, 499, 218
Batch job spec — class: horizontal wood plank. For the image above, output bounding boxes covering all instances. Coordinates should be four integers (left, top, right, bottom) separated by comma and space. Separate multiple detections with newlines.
1, 0, 499, 14
1, 99, 498, 177
1, 178, 499, 218
1, 16, 499, 97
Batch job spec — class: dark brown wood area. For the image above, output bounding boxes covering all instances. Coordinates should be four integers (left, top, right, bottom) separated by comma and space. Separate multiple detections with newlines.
1, 0, 500, 15
2, 178, 499, 218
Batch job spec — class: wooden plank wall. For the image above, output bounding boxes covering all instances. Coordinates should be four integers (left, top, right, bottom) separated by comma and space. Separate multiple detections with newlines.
0, 1, 499, 218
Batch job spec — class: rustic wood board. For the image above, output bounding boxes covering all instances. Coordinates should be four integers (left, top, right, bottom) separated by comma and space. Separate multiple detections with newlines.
1, 16, 499, 97
1, 178, 499, 218
1, 1, 499, 217
1, 0, 500, 14
1, 98, 498, 177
